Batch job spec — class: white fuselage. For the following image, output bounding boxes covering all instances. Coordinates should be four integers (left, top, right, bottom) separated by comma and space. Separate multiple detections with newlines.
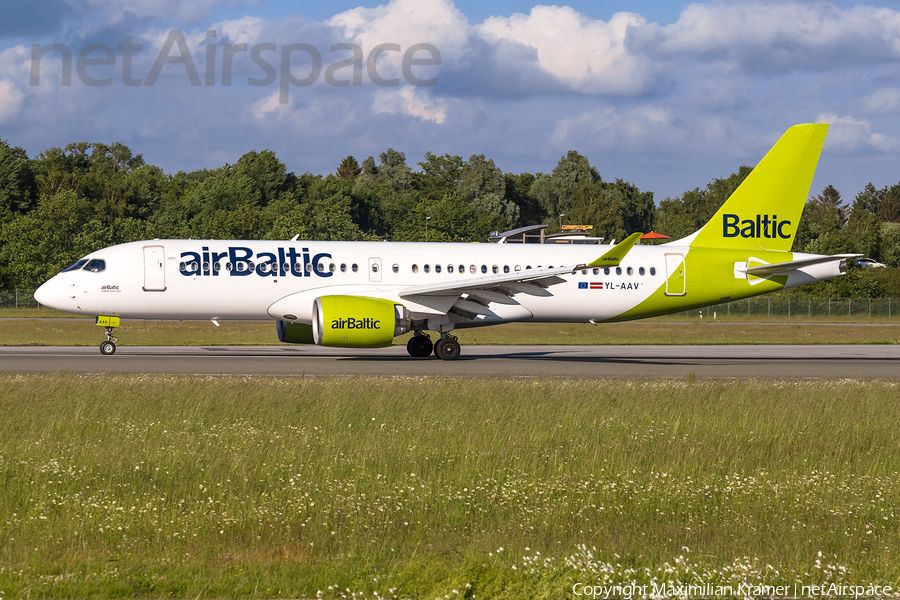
35, 239, 668, 324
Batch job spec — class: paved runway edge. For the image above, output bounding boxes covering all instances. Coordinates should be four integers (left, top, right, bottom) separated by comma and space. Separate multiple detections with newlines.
1, 345, 898, 378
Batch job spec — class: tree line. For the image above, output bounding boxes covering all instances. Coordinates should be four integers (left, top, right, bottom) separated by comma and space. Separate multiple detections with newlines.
1, 137, 899, 297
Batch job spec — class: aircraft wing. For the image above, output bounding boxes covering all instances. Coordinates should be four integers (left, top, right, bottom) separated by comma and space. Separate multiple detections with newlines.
398, 265, 579, 301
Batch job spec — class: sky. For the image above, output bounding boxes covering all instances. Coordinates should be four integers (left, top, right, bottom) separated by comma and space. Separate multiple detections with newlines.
3, 0, 900, 202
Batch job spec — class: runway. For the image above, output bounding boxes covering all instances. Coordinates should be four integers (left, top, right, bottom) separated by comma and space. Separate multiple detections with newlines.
1, 344, 898, 378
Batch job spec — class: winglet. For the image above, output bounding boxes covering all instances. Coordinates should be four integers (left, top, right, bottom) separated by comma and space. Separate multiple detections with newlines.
588, 232, 643, 268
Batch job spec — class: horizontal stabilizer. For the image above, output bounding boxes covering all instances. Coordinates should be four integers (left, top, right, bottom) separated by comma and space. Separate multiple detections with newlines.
736, 254, 860, 276
588, 232, 643, 268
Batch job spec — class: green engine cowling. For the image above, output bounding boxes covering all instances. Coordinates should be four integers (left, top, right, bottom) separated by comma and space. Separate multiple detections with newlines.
312, 296, 410, 348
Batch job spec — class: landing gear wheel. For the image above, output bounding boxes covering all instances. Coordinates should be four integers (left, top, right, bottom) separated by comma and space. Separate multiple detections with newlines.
406, 334, 433, 357
99, 340, 116, 355
434, 337, 460, 361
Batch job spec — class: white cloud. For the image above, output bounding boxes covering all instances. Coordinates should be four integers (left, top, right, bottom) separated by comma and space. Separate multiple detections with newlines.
247, 91, 361, 135
479, 7, 653, 94
64, 0, 244, 29
818, 113, 900, 153
862, 88, 900, 114
372, 87, 448, 124
550, 104, 683, 151
633, 2, 900, 72
328, 0, 473, 73
0, 80, 24, 123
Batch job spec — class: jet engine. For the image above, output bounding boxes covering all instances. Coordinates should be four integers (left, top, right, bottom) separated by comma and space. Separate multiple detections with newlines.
276, 320, 315, 344
312, 296, 410, 348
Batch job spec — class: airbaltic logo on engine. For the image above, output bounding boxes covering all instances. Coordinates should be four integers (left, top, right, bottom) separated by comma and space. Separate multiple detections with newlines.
179, 246, 333, 277
331, 318, 381, 330
723, 214, 792, 239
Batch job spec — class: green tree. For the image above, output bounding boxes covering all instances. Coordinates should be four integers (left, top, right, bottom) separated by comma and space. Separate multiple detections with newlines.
460, 154, 518, 231
530, 151, 600, 227
336, 156, 361, 180
656, 166, 752, 240
880, 222, 900, 267
504, 172, 546, 227
0, 138, 37, 216
417, 152, 463, 201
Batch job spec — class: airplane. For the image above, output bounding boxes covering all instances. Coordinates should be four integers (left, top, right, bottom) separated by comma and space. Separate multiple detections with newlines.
34, 123, 858, 360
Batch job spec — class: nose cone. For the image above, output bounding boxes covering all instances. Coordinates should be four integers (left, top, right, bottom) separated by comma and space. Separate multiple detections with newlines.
34, 277, 70, 311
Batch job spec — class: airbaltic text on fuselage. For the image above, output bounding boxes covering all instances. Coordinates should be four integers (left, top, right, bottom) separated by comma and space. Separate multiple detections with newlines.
723, 214, 791, 239
179, 246, 333, 277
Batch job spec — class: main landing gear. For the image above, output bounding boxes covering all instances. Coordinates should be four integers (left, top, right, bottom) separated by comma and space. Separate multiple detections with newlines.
406, 331, 460, 360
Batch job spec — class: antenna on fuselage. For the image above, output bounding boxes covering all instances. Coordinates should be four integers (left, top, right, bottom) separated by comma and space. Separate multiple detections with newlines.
290, 234, 300, 241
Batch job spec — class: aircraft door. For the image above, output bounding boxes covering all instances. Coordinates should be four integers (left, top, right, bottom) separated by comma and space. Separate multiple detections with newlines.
143, 245, 167, 292
368, 257, 382, 282
665, 253, 685, 296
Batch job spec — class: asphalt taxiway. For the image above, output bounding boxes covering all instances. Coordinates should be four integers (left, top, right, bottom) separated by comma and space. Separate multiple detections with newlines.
0, 345, 898, 378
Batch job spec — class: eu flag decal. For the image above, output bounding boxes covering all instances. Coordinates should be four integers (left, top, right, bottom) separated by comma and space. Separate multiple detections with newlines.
578, 282, 588, 289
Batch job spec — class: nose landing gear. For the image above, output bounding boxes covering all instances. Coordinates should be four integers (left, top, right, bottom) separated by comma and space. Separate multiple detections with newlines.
96, 316, 120, 355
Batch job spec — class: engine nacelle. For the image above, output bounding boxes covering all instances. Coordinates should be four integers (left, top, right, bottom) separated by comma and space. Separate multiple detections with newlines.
312, 296, 410, 348
276, 320, 315, 344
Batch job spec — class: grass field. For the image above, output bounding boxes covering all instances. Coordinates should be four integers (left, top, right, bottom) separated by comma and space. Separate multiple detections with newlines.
3, 312, 900, 346
1, 375, 899, 598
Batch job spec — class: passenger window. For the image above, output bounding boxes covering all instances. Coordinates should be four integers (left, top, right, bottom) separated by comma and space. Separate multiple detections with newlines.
650, 267, 656, 276
352, 263, 358, 272
225, 262, 232, 271
581, 269, 586, 275
515, 265, 521, 271
341, 263, 347, 272
604, 268, 610, 275
492, 265, 499, 274
214, 262, 221, 272
503, 265, 510, 273
470, 265, 476, 274
202, 261, 210, 272
627, 267, 633, 276
61, 258, 89, 273
392, 264, 399, 273
593, 268, 599, 275
412, 264, 419, 273
292, 263, 302, 274
435, 264, 442, 273
525, 265, 531, 270
448, 265, 454, 273
639, 267, 645, 275
459, 265, 465, 274
305, 263, 312, 273
424, 264, 430, 273
83, 259, 106, 273
481, 265, 487, 274
372, 263, 378, 272
615, 267, 622, 275
329, 263, 336, 273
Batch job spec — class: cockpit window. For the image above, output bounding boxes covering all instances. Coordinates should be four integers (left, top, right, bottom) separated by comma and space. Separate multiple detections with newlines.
83, 259, 106, 273
61, 259, 88, 273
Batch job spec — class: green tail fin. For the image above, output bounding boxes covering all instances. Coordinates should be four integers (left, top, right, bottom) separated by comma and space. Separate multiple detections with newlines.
688, 123, 828, 251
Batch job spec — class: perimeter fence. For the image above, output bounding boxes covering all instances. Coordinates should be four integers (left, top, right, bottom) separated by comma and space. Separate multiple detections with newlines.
677, 297, 899, 319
